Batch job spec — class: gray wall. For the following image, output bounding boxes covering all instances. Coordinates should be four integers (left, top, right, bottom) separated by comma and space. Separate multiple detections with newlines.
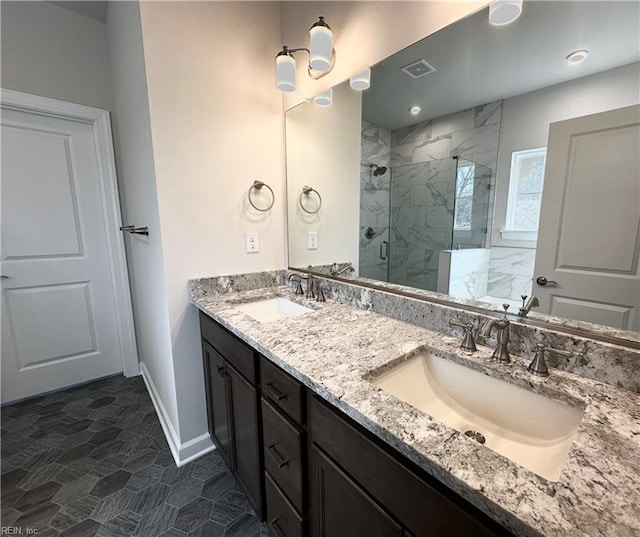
1, 1, 113, 110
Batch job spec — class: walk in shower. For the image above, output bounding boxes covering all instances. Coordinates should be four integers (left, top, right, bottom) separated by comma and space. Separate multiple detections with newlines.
359, 154, 491, 292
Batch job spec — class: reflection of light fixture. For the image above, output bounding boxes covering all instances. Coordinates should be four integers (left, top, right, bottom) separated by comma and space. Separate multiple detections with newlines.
275, 17, 336, 93
488, 0, 523, 26
566, 49, 589, 64
409, 105, 421, 115
314, 88, 333, 107
350, 68, 371, 90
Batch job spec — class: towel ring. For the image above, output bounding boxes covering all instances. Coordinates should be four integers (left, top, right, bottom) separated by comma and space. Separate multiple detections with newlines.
299, 185, 322, 214
248, 180, 275, 212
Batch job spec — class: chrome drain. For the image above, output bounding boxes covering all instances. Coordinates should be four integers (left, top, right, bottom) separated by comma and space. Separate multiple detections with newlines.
464, 430, 486, 444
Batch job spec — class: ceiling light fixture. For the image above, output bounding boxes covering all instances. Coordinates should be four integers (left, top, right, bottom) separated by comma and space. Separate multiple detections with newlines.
350, 68, 371, 91
566, 49, 589, 64
488, 0, 523, 26
409, 105, 421, 115
314, 88, 333, 107
275, 17, 336, 93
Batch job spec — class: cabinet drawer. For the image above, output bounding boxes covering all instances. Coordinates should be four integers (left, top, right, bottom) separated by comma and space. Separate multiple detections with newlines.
200, 312, 255, 384
261, 357, 303, 425
310, 396, 507, 537
262, 398, 304, 513
265, 472, 304, 537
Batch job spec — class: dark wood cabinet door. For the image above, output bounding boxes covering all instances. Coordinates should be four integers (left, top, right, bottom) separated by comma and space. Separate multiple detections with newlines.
310, 446, 402, 537
203, 340, 234, 470
228, 363, 263, 519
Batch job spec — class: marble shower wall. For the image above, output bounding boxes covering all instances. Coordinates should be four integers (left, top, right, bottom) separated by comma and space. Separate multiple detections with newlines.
359, 120, 391, 281
438, 248, 490, 300
487, 247, 536, 301
387, 101, 502, 291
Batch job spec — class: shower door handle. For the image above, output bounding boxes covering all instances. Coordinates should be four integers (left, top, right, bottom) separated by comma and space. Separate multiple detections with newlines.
380, 241, 389, 260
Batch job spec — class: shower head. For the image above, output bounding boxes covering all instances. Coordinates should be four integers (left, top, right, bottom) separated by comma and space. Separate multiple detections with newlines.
370, 164, 388, 176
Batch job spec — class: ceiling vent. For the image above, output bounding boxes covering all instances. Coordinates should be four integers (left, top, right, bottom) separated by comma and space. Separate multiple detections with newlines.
400, 59, 436, 79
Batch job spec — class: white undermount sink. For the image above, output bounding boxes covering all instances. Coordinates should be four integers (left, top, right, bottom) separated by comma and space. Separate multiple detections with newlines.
369, 349, 584, 481
231, 297, 314, 323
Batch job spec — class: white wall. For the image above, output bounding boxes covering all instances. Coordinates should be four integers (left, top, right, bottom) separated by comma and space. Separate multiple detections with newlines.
138, 1, 285, 446
287, 80, 362, 269
106, 2, 181, 449
492, 62, 640, 247
1, 1, 113, 110
281, 1, 488, 109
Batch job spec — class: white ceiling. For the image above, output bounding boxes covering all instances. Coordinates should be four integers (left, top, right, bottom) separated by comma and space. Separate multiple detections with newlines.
48, 1, 109, 23
362, 1, 640, 130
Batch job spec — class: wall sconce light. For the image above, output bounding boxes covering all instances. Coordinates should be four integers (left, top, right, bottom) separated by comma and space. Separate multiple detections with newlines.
488, 0, 523, 26
314, 88, 333, 107
350, 68, 371, 91
275, 16, 336, 93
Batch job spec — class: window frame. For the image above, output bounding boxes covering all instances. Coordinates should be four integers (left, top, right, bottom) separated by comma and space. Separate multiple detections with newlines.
453, 162, 475, 232
501, 147, 547, 241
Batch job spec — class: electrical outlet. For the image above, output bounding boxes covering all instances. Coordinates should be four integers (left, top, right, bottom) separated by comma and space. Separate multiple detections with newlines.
308, 231, 318, 250
246, 232, 259, 253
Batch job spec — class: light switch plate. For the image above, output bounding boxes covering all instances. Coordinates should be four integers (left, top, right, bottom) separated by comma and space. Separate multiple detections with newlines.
308, 231, 318, 250
246, 232, 259, 253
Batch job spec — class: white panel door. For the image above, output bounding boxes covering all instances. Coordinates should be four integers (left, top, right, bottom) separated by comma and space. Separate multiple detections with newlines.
1, 106, 126, 402
533, 105, 640, 331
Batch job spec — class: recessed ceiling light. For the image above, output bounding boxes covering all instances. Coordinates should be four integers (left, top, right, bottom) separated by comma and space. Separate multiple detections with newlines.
409, 106, 421, 116
488, 0, 523, 26
566, 49, 589, 64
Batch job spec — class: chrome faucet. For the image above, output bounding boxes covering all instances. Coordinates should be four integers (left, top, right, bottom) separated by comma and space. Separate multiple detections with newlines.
330, 262, 355, 276
479, 304, 511, 363
518, 295, 539, 317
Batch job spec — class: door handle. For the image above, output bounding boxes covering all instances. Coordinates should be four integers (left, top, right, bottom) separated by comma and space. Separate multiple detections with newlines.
1, 275, 9, 279
120, 225, 150, 236
536, 276, 558, 287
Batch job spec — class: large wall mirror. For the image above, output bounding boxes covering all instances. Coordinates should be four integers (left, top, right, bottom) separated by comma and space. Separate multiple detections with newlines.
286, 1, 640, 342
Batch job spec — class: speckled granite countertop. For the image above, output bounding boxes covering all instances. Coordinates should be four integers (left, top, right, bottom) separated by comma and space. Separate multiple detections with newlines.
190, 285, 640, 537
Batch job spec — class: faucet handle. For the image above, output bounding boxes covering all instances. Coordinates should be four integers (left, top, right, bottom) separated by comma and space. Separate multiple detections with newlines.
527, 344, 573, 377
502, 303, 510, 319
448, 319, 477, 353
315, 282, 326, 302
305, 276, 316, 300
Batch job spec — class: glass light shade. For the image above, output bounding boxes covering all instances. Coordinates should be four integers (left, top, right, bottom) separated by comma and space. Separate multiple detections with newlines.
488, 0, 523, 26
314, 88, 333, 107
350, 69, 371, 91
309, 25, 333, 72
276, 54, 296, 93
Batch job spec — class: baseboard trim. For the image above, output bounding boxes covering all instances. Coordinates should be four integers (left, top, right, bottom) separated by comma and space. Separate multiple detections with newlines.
139, 362, 214, 466
177, 433, 215, 466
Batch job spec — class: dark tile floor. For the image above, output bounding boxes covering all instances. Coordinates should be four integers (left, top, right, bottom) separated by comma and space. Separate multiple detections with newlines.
1, 375, 268, 537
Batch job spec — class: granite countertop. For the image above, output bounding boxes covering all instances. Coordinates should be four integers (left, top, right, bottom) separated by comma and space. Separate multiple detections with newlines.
190, 285, 640, 537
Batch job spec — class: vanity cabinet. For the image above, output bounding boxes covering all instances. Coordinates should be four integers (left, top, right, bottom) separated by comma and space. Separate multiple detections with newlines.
200, 312, 263, 519
199, 312, 513, 537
